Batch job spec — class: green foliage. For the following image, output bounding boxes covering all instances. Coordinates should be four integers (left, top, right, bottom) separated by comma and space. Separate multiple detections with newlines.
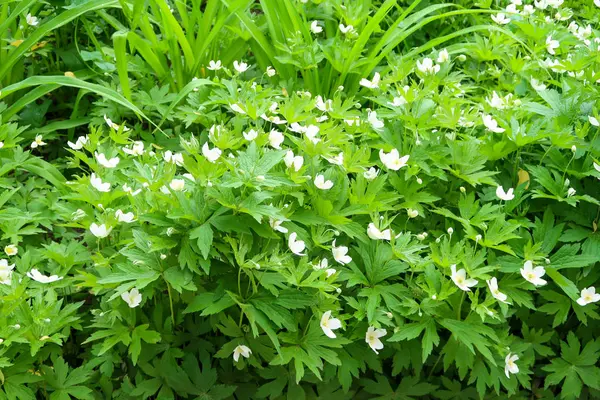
1, 0, 600, 398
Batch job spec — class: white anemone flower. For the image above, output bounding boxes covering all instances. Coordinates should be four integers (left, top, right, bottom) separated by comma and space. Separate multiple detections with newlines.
368, 111, 384, 129
576, 287, 600, 306
486, 277, 508, 303
379, 149, 409, 170
314, 174, 333, 190
90, 223, 112, 238
482, 114, 505, 133
310, 20, 323, 34
115, 210, 135, 223
95, 152, 120, 168
233, 60, 249, 73
450, 264, 478, 291
284, 150, 304, 171
505, 353, 519, 378
123, 141, 144, 156
288, 233, 306, 256
546, 36, 559, 55
491, 13, 511, 24
520, 260, 547, 286
269, 129, 284, 149
207, 60, 222, 70
67, 135, 89, 150
202, 142, 221, 163
243, 129, 258, 141
416, 58, 440, 74
367, 223, 391, 240
332, 240, 352, 265
359, 72, 381, 89
121, 288, 142, 308
90, 173, 111, 192
496, 186, 515, 201
365, 326, 387, 354
27, 268, 63, 284
233, 345, 252, 362
363, 167, 379, 180
320, 311, 342, 338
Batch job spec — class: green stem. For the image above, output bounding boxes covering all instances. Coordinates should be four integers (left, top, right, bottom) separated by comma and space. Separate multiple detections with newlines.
166, 283, 175, 326
457, 291, 465, 320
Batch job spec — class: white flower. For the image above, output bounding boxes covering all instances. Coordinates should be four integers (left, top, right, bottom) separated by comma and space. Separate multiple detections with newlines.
595, 0, 600, 8
243, 129, 258, 141
437, 49, 450, 63
339, 24, 355, 35
359, 72, 381, 89
233, 345, 252, 362
266, 66, 276, 77
30, 135, 46, 149
416, 58, 440, 74
486, 277, 508, 303
164, 151, 184, 166
4, 245, 17, 256
496, 186, 515, 201
364, 167, 379, 180
0, 259, 15, 285
534, 0, 548, 9
121, 288, 142, 308
491, 13, 511, 24
367, 223, 392, 240
27, 268, 63, 284
26, 13, 39, 26
320, 311, 342, 338
379, 149, 409, 171
450, 264, 478, 291
90, 223, 112, 238
547, 0, 563, 7
288, 232, 306, 256
123, 141, 144, 156
284, 150, 303, 171
90, 173, 111, 192
482, 114, 505, 133
269, 218, 288, 233
230, 103, 246, 114
202, 142, 221, 163
531, 78, 546, 91
567, 187, 576, 197
123, 184, 142, 196
546, 36, 559, 55
325, 152, 344, 166
207, 60, 222, 70
589, 116, 599, 127
367, 111, 384, 130
67, 135, 89, 150
505, 353, 519, 378
233, 60, 249, 73
269, 129, 284, 149
310, 20, 323, 34
304, 125, 320, 144
576, 287, 600, 306
315, 96, 333, 112
520, 260, 547, 286
332, 240, 352, 265
522, 4, 535, 14
389, 96, 407, 107
115, 210, 135, 223
103, 115, 130, 131
314, 174, 333, 190
365, 326, 386, 354
169, 179, 185, 191
95, 152, 120, 168
407, 209, 419, 218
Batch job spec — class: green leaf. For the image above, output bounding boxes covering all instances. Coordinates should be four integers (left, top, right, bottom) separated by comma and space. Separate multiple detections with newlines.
190, 223, 213, 260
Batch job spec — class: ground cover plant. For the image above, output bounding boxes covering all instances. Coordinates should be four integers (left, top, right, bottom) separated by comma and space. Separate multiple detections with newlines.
1, 0, 600, 398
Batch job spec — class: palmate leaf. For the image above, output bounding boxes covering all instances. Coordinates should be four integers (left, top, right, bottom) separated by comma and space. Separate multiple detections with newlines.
543, 333, 600, 399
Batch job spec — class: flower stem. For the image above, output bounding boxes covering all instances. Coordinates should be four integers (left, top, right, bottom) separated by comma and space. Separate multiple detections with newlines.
457, 291, 465, 320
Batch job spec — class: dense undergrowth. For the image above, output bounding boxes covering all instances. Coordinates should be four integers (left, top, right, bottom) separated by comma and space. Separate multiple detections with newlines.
1, 0, 600, 399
